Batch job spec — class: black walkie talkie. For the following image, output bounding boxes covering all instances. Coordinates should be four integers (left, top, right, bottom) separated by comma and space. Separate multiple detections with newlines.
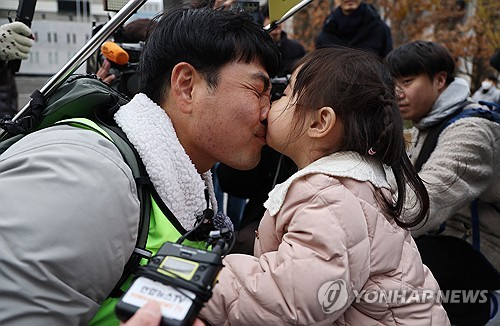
7, 0, 37, 73
115, 237, 227, 326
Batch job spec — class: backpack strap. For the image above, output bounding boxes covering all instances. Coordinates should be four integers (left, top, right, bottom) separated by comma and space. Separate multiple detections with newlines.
55, 117, 152, 298
413, 100, 494, 172
479, 100, 500, 111
471, 199, 480, 251
414, 101, 500, 250
97, 122, 153, 298
414, 103, 470, 173
0, 89, 46, 136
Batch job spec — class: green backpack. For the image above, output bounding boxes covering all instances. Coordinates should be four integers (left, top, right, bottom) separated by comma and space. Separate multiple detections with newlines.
0, 74, 152, 298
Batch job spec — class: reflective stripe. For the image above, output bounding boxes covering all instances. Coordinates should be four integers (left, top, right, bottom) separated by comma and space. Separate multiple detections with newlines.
55, 118, 114, 141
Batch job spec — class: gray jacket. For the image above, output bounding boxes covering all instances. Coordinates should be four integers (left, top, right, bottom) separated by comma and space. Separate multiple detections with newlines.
0, 92, 219, 325
407, 79, 500, 271
0, 125, 140, 324
471, 86, 500, 104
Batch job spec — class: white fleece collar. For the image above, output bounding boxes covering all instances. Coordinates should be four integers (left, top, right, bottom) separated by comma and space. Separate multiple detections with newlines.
114, 93, 217, 230
264, 151, 390, 216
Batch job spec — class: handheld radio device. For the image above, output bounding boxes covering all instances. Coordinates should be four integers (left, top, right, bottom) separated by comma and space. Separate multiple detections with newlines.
115, 207, 232, 326
115, 240, 225, 325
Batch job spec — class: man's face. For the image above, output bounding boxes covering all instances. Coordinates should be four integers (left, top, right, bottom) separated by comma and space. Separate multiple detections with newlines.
395, 73, 441, 122
339, 0, 362, 15
190, 60, 271, 171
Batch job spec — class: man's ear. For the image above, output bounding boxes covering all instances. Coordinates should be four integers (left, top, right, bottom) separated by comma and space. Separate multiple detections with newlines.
308, 106, 336, 138
171, 62, 196, 113
434, 71, 448, 92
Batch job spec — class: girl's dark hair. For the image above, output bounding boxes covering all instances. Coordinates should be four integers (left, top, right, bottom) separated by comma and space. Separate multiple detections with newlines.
290, 47, 429, 228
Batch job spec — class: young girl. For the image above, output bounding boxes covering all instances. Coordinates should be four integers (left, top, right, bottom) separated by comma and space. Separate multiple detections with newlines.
200, 47, 450, 325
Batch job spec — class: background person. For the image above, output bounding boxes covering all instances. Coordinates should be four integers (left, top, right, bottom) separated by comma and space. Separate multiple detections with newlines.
200, 47, 449, 325
385, 40, 500, 326
471, 73, 500, 104
95, 18, 155, 95
490, 49, 500, 72
0, 21, 34, 117
315, 0, 392, 58
215, 145, 297, 254
261, 2, 306, 77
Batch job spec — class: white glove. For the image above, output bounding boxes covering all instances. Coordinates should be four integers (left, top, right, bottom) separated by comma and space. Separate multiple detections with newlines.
0, 21, 34, 61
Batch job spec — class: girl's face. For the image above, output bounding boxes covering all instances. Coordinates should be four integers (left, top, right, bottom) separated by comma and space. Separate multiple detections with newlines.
266, 73, 307, 165
267, 65, 344, 169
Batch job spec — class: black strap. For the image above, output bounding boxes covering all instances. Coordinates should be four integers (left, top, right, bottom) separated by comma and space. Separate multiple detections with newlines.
95, 121, 153, 298
150, 186, 188, 235
414, 107, 465, 172
414, 99, 498, 172
414, 100, 494, 252
150, 187, 216, 243
0, 89, 46, 136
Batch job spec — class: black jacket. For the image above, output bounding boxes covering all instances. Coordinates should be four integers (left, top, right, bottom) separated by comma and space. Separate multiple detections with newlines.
0, 61, 18, 118
217, 146, 297, 227
491, 49, 500, 72
275, 31, 306, 77
315, 3, 393, 58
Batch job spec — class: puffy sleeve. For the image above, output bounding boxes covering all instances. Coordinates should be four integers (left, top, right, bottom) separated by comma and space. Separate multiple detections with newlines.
0, 126, 140, 324
200, 176, 371, 325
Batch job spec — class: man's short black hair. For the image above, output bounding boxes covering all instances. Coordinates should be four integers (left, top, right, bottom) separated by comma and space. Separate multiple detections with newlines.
385, 41, 455, 85
139, 4, 280, 105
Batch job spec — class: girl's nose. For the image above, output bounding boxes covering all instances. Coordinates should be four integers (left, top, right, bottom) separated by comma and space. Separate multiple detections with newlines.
395, 85, 405, 100
260, 99, 271, 123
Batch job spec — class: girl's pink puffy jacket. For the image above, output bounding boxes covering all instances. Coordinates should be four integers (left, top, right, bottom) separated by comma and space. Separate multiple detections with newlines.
201, 154, 450, 325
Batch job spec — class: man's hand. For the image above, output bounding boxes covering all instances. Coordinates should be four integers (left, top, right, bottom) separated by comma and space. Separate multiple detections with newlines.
120, 301, 207, 326
120, 302, 161, 326
0, 22, 34, 61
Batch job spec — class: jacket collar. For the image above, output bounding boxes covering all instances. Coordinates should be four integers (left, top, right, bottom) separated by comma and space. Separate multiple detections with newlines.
415, 77, 470, 130
264, 151, 390, 216
114, 93, 217, 230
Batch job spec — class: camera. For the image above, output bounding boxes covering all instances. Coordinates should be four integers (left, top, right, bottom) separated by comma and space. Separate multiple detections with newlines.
271, 76, 289, 101
232, 1, 263, 24
115, 235, 228, 325
104, 42, 142, 98
87, 21, 146, 98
